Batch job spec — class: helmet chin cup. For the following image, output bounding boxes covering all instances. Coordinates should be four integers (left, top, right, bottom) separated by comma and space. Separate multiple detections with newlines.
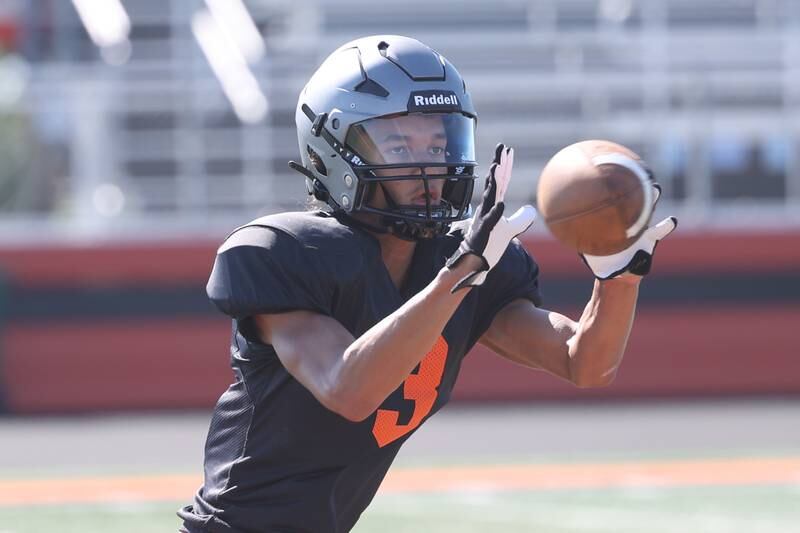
381, 215, 449, 241
382, 202, 454, 240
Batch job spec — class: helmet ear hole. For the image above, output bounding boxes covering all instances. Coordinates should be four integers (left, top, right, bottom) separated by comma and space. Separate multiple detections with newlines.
307, 145, 328, 176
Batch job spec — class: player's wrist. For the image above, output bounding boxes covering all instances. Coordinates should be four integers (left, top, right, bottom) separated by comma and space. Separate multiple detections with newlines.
439, 252, 487, 279
439, 254, 484, 291
598, 272, 642, 286
445, 253, 485, 274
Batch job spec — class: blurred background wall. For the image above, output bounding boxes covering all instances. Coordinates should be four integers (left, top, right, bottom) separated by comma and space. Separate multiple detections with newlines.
0, 0, 798, 414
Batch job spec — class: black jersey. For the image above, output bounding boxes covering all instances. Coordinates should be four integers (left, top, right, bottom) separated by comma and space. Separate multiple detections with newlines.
179, 211, 542, 533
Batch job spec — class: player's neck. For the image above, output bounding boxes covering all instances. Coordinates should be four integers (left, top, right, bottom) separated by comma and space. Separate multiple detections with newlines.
375, 233, 416, 290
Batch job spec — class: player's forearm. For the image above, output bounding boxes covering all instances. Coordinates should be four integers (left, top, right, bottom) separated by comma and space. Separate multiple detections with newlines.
332, 259, 479, 420
567, 275, 640, 387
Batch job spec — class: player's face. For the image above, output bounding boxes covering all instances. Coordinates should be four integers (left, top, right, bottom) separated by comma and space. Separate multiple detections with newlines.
356, 114, 448, 207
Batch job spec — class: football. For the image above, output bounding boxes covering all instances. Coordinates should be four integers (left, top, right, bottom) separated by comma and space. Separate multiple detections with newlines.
536, 140, 655, 256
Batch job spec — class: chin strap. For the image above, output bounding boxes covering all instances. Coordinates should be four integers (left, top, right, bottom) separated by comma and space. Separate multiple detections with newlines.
288, 160, 315, 180
289, 160, 331, 203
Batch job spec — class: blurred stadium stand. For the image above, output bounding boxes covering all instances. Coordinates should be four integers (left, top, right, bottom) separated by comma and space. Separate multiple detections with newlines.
0, 0, 799, 241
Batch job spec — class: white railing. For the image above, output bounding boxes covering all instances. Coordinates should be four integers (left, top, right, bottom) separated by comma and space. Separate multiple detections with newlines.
0, 0, 799, 244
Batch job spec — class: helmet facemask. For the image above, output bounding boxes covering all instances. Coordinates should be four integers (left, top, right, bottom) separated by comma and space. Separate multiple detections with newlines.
345, 112, 477, 240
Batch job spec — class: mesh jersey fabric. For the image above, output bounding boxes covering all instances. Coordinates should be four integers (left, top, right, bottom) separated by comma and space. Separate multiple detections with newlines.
179, 210, 542, 533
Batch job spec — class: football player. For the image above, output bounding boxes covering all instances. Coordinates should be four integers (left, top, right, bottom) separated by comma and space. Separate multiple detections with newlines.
179, 35, 676, 533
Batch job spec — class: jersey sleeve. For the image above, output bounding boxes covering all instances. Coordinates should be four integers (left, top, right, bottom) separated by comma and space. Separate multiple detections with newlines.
206, 225, 333, 319
469, 238, 543, 346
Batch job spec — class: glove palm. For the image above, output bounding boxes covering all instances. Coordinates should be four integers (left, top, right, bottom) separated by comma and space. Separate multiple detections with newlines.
582, 185, 677, 279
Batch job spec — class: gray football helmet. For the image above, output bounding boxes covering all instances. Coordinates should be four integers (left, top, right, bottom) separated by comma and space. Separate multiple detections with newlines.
291, 35, 478, 240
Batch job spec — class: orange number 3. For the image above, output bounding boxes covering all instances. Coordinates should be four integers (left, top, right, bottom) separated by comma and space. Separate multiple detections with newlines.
372, 336, 448, 448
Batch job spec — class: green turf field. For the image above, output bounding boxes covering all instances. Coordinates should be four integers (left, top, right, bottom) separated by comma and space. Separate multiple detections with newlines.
3, 403, 798, 532
2, 483, 799, 533
357, 484, 800, 533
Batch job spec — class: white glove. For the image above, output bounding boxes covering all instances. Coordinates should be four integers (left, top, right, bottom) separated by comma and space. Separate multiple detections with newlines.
446, 144, 537, 291
582, 185, 677, 280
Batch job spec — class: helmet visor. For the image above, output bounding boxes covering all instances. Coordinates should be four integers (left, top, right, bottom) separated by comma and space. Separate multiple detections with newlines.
345, 112, 476, 168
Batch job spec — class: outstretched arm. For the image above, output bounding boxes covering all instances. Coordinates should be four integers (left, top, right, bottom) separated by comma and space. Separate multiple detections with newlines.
482, 184, 677, 387
480, 275, 640, 387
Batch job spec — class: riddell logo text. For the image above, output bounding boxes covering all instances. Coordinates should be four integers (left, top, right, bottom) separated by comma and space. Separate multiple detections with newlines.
414, 94, 459, 107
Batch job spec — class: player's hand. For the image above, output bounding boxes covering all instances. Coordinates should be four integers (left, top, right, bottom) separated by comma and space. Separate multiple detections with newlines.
581, 184, 677, 280
446, 144, 537, 292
